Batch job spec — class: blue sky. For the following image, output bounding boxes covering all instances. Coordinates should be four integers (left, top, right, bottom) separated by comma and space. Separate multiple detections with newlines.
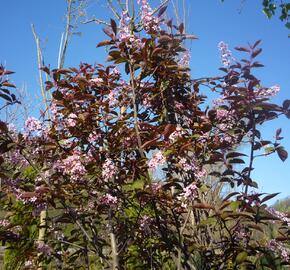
1, 0, 289, 202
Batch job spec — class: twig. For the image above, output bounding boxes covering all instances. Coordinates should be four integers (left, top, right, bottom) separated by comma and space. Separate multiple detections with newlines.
81, 17, 110, 26
107, 0, 121, 19
58, 0, 73, 69
31, 24, 50, 119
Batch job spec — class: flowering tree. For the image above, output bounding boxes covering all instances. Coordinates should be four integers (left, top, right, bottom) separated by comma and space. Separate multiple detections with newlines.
0, 1, 290, 269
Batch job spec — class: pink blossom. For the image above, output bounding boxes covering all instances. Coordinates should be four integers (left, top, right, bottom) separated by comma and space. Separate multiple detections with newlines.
175, 101, 185, 110
266, 207, 290, 226
8, 123, 16, 133
195, 168, 207, 179
102, 158, 117, 181
151, 182, 162, 194
169, 127, 184, 142
119, 11, 135, 42
216, 109, 228, 121
183, 116, 193, 126
35, 241, 52, 256
90, 78, 103, 85
25, 117, 42, 131
138, 0, 160, 33
268, 239, 290, 262
182, 183, 197, 200
29, 196, 37, 203
100, 194, 118, 206
24, 261, 33, 267
256, 85, 280, 97
178, 158, 195, 172
50, 102, 58, 115
110, 67, 120, 77
0, 219, 10, 227
107, 91, 117, 106
212, 97, 225, 106
148, 151, 166, 170
55, 153, 86, 181
139, 215, 153, 234
88, 132, 101, 143
65, 113, 78, 127
178, 183, 198, 207
218, 41, 232, 67
142, 94, 151, 108
179, 50, 191, 67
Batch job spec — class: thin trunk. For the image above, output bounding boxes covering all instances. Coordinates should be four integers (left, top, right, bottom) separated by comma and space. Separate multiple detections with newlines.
110, 232, 119, 269
31, 24, 50, 119
37, 208, 47, 270
59, 0, 73, 69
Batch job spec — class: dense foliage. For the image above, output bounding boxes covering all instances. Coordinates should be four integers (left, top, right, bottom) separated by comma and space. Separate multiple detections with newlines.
0, 1, 289, 269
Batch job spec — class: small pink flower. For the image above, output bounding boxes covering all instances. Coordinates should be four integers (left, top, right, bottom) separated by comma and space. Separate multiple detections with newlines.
110, 67, 120, 76
178, 183, 198, 208
148, 151, 166, 170
169, 127, 184, 142
35, 241, 52, 256
100, 194, 118, 206
179, 50, 191, 67
90, 78, 103, 85
139, 215, 153, 234
102, 158, 117, 181
178, 158, 195, 172
256, 85, 280, 97
138, 0, 161, 33
25, 117, 42, 131
267, 239, 290, 262
107, 91, 117, 106
216, 109, 228, 121
218, 41, 232, 67
0, 219, 10, 227
65, 113, 77, 127
55, 153, 86, 181
88, 132, 101, 143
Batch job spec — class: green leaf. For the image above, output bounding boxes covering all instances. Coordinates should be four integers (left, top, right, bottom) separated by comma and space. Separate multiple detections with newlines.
236, 251, 248, 264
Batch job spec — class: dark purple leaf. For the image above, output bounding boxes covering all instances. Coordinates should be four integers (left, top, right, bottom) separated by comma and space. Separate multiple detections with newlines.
277, 147, 288, 162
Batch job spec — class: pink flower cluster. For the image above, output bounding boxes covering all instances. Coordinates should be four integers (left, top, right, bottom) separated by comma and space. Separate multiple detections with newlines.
169, 127, 184, 142
216, 109, 228, 121
25, 117, 42, 132
256, 85, 280, 98
218, 41, 232, 67
178, 183, 198, 208
266, 207, 290, 226
35, 240, 52, 257
139, 215, 153, 234
148, 151, 166, 170
110, 67, 120, 77
65, 113, 78, 127
55, 153, 86, 181
150, 182, 162, 194
268, 239, 290, 262
119, 11, 135, 43
90, 77, 103, 85
102, 158, 117, 181
107, 90, 117, 106
142, 94, 151, 108
177, 156, 206, 179
88, 131, 101, 144
138, 0, 160, 33
195, 168, 207, 179
178, 50, 191, 67
0, 219, 10, 227
178, 158, 195, 172
100, 194, 118, 206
